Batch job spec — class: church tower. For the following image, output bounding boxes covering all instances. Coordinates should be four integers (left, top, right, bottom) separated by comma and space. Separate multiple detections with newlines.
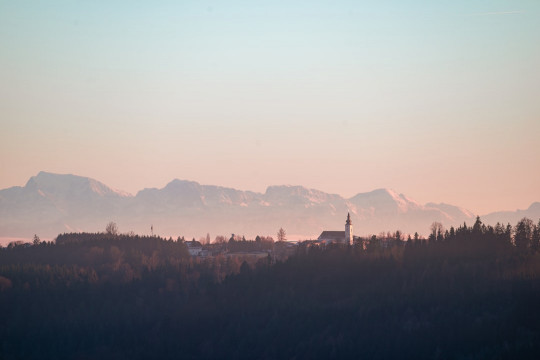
345, 212, 353, 245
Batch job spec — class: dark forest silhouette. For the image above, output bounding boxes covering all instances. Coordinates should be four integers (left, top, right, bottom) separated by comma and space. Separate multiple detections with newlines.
1, 217, 540, 359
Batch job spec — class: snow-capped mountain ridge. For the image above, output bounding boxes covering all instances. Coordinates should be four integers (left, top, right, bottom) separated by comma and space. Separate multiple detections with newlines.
26, 171, 132, 198
0, 172, 537, 239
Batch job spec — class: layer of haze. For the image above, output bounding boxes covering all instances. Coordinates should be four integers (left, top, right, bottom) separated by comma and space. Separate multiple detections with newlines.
1, 1, 539, 215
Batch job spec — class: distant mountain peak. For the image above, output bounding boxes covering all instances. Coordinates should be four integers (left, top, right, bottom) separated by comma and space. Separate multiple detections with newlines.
425, 202, 476, 219
26, 171, 131, 197
164, 179, 201, 190
528, 202, 540, 212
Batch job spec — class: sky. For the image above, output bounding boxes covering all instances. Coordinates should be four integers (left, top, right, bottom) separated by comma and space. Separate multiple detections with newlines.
1, 0, 539, 215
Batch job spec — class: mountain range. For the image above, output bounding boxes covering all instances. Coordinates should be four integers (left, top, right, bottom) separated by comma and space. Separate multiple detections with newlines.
1, 171, 539, 241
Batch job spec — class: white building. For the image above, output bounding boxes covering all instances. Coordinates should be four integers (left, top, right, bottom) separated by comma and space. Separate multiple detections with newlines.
185, 240, 203, 256
317, 213, 354, 245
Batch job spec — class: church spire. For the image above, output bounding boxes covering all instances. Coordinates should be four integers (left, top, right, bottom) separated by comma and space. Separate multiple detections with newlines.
345, 212, 353, 245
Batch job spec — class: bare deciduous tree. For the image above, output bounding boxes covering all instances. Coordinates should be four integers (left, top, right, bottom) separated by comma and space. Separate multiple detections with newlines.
106, 221, 118, 236
430, 222, 444, 240
277, 227, 286, 242
215, 235, 227, 244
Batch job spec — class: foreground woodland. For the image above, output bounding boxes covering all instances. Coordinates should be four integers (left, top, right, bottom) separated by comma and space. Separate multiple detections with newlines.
1, 218, 540, 359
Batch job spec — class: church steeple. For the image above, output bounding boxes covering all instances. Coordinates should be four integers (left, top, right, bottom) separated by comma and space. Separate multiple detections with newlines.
345, 212, 353, 245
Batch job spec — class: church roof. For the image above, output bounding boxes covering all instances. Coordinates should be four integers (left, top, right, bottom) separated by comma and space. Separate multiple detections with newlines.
318, 231, 345, 240
186, 240, 202, 248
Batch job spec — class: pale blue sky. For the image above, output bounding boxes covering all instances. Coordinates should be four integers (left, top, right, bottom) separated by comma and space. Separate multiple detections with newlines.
1, 1, 539, 214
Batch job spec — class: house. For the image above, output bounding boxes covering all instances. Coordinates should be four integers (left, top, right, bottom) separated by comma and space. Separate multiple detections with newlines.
185, 239, 203, 256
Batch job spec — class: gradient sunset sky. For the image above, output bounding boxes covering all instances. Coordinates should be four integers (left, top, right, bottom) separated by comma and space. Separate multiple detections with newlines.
1, 1, 539, 215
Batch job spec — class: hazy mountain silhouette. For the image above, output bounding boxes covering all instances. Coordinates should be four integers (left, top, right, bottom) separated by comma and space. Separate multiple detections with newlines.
0, 172, 537, 240
482, 202, 540, 227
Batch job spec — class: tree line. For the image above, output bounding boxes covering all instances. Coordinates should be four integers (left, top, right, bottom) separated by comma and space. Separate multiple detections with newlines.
1, 217, 540, 359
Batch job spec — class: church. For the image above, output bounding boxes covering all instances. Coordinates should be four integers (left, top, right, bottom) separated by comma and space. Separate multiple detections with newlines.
317, 212, 354, 245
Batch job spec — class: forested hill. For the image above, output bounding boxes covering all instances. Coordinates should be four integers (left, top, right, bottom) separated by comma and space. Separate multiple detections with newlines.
1, 219, 540, 359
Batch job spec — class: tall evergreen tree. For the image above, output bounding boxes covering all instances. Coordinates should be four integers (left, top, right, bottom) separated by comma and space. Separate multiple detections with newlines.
532, 220, 540, 252
514, 218, 534, 249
